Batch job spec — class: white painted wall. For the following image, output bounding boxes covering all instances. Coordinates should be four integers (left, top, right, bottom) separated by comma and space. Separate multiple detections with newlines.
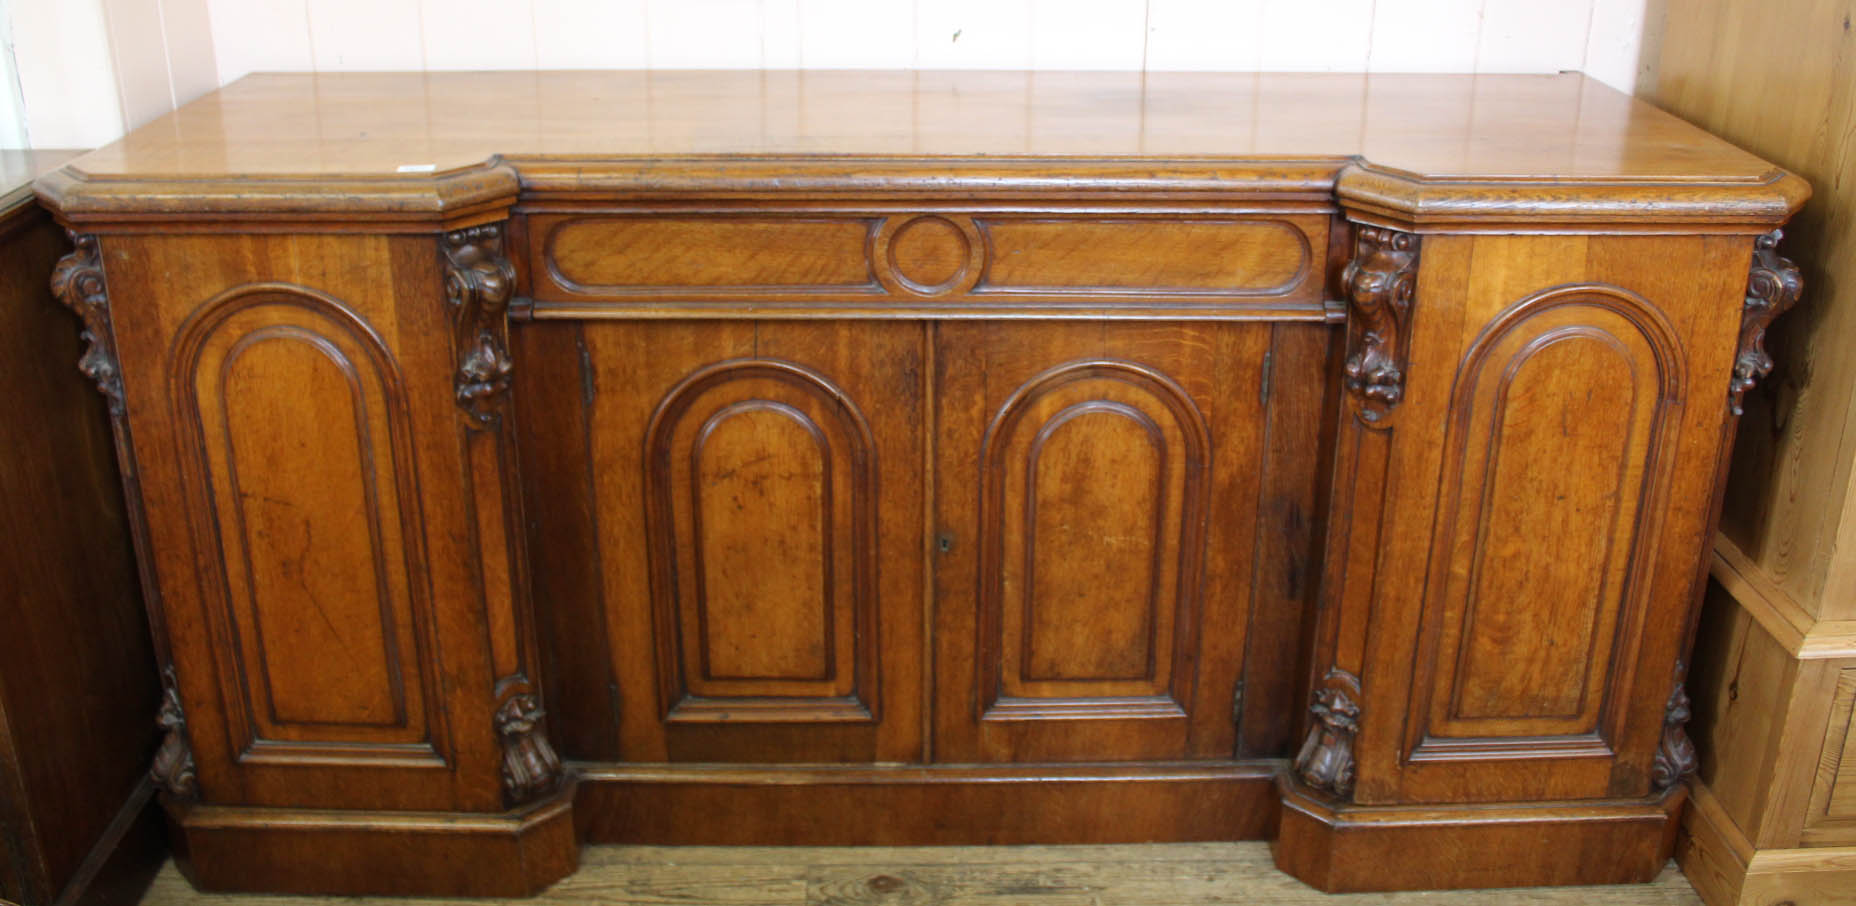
4, 0, 217, 148
9, 0, 121, 148
0, 1, 31, 149
1, 0, 1651, 149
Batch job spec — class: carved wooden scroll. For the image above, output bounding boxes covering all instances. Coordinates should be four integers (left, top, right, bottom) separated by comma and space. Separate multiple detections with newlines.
443, 222, 560, 805
1730, 229, 1803, 416
1340, 226, 1419, 422
50, 231, 125, 416
1651, 664, 1698, 791
1295, 668, 1362, 798
150, 667, 198, 798
495, 693, 563, 804
444, 224, 518, 427
52, 233, 200, 802
1293, 224, 1420, 802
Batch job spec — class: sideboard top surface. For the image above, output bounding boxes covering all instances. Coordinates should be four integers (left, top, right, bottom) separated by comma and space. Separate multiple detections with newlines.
35, 70, 1807, 227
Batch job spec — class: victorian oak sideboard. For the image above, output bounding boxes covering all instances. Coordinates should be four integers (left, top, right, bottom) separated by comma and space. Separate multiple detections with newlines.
32, 71, 1808, 897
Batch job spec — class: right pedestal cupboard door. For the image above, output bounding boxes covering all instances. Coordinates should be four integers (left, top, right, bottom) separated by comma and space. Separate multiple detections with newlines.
1329, 233, 1758, 805
931, 321, 1296, 763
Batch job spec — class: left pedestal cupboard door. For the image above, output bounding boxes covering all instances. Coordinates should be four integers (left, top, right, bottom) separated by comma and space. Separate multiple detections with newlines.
63, 229, 559, 814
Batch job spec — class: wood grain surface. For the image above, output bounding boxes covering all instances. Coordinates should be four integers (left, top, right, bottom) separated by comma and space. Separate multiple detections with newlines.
1643, 0, 1856, 619
0, 152, 167, 906
41, 66, 1807, 897
1639, 0, 1856, 901
59, 71, 1773, 181
37, 72, 1804, 228
138, 843, 1703, 906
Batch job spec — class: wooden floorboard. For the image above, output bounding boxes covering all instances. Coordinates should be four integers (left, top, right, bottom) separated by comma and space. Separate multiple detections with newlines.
139, 843, 1704, 905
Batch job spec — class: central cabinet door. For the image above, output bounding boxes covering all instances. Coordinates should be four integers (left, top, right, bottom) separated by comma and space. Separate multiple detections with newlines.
594, 321, 925, 763
933, 322, 1271, 762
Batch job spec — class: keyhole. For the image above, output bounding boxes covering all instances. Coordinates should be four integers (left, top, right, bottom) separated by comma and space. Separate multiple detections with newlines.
937, 533, 954, 553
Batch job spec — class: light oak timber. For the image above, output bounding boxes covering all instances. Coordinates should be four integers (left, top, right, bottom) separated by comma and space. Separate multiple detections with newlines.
1681, 778, 1856, 906
1645, 0, 1856, 623
1712, 534, 1856, 660
1802, 666, 1856, 845
1680, 780, 1758, 906
32, 70, 1806, 897
1687, 580, 1843, 851
1643, 0, 1856, 901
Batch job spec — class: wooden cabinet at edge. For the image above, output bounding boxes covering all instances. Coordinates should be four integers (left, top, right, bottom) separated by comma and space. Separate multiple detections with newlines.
0, 152, 165, 906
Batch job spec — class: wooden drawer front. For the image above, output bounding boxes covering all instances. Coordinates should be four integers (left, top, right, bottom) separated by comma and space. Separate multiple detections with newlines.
547, 217, 876, 292
979, 219, 1307, 294
528, 211, 1328, 317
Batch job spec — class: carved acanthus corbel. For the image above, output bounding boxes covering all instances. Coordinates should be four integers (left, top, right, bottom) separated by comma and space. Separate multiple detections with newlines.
495, 692, 563, 805
1651, 664, 1698, 791
1341, 226, 1419, 422
1729, 229, 1803, 416
1294, 668, 1362, 798
150, 668, 197, 798
443, 223, 517, 427
49, 231, 125, 416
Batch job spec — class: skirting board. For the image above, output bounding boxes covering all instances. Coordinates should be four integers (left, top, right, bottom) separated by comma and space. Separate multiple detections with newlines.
1680, 778, 1856, 905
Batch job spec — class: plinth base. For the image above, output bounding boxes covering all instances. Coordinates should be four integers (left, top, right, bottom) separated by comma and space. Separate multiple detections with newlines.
165, 778, 578, 898
1272, 775, 1684, 892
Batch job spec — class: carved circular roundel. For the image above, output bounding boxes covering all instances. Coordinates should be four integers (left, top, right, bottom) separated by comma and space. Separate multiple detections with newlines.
873, 214, 985, 297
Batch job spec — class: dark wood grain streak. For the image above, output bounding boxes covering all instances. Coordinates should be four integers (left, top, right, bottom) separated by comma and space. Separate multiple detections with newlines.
512, 321, 619, 760
1237, 323, 1338, 758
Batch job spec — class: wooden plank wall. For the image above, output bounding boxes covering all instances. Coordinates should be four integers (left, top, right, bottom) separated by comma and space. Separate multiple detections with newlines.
1641, 0, 1856, 620
1639, 2, 1856, 901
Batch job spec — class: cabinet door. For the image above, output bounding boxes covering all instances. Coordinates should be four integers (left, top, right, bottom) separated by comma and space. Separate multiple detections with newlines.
588, 321, 925, 763
933, 322, 1273, 762
98, 232, 526, 813
1312, 234, 1753, 805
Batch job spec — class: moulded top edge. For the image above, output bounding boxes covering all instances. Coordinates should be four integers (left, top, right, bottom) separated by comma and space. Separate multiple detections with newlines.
30, 70, 1806, 227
